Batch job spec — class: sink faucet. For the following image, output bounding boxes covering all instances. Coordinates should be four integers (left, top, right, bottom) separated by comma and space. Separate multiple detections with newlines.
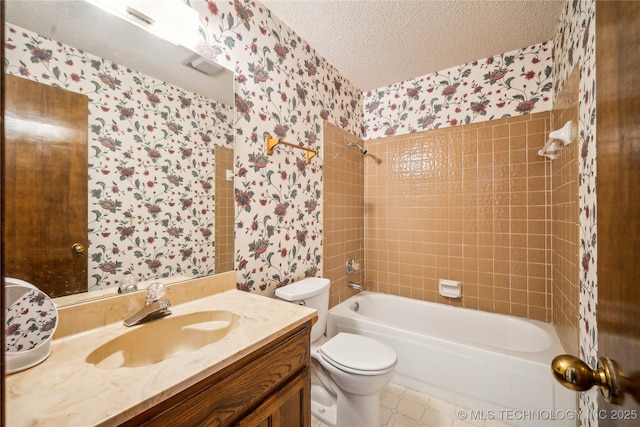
123, 283, 171, 327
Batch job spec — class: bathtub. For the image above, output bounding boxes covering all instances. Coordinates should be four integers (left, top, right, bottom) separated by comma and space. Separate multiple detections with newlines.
326, 292, 575, 426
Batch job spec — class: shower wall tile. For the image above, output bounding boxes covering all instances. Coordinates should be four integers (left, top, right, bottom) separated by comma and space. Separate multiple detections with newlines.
215, 146, 235, 274
364, 112, 552, 321
322, 122, 365, 308
550, 67, 580, 356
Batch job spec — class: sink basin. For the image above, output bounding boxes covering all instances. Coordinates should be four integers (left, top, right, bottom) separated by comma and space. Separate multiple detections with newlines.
86, 310, 239, 369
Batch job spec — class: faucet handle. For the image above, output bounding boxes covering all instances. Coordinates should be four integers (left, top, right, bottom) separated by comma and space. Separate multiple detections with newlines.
118, 275, 139, 294
345, 257, 362, 275
145, 282, 166, 304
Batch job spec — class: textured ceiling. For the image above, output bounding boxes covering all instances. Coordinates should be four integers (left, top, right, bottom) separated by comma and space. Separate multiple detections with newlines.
260, 0, 565, 91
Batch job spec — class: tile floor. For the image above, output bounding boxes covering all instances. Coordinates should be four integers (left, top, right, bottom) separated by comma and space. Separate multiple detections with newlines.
311, 382, 514, 427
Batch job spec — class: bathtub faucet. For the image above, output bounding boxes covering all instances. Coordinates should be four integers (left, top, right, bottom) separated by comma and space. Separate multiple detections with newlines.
345, 257, 362, 275
348, 282, 364, 291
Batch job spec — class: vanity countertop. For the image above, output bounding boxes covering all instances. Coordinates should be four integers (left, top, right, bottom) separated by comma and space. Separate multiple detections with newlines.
5, 289, 317, 426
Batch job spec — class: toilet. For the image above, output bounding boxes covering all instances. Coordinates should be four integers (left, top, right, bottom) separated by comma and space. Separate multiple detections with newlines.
275, 278, 397, 427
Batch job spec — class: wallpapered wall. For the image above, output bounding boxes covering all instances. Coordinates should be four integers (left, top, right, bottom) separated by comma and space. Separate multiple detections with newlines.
190, 1, 561, 296
551, 1, 598, 425
363, 42, 553, 139
4, 23, 234, 291
189, 0, 363, 294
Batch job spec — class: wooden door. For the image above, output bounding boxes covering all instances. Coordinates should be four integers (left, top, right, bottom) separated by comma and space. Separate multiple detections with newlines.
4, 74, 88, 297
596, 1, 640, 424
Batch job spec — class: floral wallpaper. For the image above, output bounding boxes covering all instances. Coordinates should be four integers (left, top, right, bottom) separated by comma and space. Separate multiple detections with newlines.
5, 288, 57, 352
362, 42, 553, 139
189, 0, 562, 296
552, 1, 598, 425
4, 23, 234, 291
189, 0, 363, 295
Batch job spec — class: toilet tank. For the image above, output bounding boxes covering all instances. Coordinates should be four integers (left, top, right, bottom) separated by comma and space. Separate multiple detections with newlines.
274, 278, 330, 343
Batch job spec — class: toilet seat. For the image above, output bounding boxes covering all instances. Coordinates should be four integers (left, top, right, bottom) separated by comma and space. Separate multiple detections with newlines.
318, 332, 396, 376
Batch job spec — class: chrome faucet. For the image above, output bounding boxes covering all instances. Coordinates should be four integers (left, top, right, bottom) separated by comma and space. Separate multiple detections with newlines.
123, 282, 171, 327
348, 281, 364, 291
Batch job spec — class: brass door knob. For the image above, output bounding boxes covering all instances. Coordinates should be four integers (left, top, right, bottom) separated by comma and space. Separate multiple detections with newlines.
71, 243, 85, 254
551, 354, 624, 405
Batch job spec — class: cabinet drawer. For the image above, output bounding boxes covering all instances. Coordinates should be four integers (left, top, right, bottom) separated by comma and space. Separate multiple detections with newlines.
122, 322, 311, 427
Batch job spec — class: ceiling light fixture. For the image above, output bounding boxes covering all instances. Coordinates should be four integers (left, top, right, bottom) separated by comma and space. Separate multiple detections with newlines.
85, 0, 200, 49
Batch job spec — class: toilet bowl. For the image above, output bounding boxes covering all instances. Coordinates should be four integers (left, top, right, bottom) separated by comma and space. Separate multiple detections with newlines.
275, 278, 397, 426
315, 333, 396, 394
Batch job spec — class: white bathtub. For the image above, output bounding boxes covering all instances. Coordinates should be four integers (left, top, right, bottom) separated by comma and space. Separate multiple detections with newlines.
326, 292, 575, 426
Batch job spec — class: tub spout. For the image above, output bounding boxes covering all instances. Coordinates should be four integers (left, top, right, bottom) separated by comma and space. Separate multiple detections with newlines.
348, 282, 364, 291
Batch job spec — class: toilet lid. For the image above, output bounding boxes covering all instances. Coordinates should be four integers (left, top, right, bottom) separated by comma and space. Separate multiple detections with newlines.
318, 332, 396, 372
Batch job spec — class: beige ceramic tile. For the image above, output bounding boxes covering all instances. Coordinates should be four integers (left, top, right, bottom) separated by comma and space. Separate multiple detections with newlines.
327, 112, 558, 321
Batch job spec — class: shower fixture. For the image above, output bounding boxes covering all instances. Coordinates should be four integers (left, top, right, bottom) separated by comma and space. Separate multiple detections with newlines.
347, 142, 368, 155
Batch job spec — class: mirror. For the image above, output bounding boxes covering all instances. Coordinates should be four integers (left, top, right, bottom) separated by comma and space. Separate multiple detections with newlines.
3, 0, 236, 306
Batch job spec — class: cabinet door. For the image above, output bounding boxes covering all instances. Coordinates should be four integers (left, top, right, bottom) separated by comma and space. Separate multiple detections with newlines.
237, 368, 310, 427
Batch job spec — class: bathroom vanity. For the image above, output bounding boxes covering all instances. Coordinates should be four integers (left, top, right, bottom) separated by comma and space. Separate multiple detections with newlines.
122, 322, 311, 426
5, 274, 316, 426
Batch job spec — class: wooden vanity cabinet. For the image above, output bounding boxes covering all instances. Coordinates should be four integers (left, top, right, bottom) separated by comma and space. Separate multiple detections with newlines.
120, 321, 311, 427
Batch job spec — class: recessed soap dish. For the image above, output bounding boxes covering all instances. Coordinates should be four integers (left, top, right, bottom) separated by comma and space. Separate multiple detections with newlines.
439, 279, 462, 299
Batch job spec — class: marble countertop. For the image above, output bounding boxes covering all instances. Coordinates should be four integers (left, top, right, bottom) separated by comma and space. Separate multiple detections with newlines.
5, 289, 317, 426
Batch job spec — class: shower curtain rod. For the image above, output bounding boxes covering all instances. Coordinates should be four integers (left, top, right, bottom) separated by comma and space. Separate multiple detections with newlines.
265, 133, 318, 164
